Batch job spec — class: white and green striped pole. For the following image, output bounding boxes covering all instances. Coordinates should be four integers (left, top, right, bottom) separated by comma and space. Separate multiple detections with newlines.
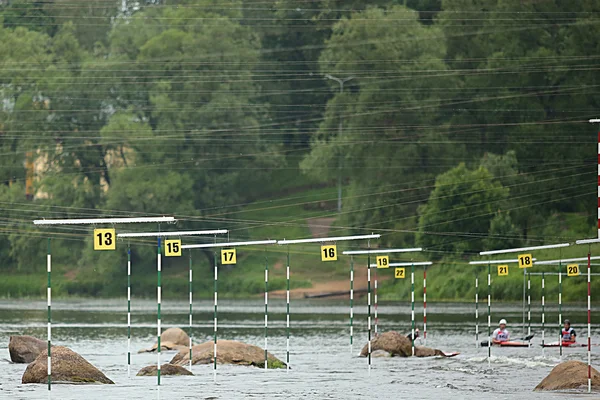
188, 251, 193, 371
47, 238, 51, 391
264, 250, 269, 370
127, 243, 131, 378
475, 274, 479, 349
367, 243, 372, 375
286, 247, 290, 371
157, 237, 162, 386
349, 256, 354, 355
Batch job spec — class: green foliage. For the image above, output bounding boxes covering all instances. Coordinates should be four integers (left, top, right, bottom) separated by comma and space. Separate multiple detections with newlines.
417, 163, 509, 255
1, 0, 599, 301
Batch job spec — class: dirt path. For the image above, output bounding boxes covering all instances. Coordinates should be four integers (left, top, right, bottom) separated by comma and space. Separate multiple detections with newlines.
270, 265, 390, 299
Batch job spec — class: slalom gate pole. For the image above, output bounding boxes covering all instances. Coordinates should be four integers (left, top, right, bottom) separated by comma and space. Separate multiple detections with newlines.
411, 263, 415, 356
423, 264, 427, 346
527, 271, 531, 337
157, 237, 162, 386
559, 262, 563, 357
475, 274, 479, 349
213, 249, 218, 381
367, 242, 372, 375
127, 243, 131, 378
588, 250, 592, 393
487, 262, 491, 360
286, 247, 290, 371
264, 249, 268, 370
189, 251, 193, 370
350, 256, 354, 354
541, 271, 545, 354
47, 238, 52, 391
374, 268, 378, 336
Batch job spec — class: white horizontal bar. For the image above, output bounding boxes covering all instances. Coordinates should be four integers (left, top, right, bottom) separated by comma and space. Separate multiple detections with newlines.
479, 243, 569, 255
118, 230, 227, 238
469, 258, 537, 265
34, 217, 175, 225
182, 240, 277, 249
576, 238, 600, 244
528, 272, 600, 276
590, 119, 600, 123
277, 234, 380, 245
343, 248, 422, 255
535, 256, 600, 265
370, 262, 432, 267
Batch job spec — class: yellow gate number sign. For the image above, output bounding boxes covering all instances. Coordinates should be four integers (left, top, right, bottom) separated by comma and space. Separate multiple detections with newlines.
518, 254, 533, 269
221, 249, 237, 265
321, 245, 337, 261
567, 264, 580, 277
498, 265, 508, 276
94, 229, 115, 251
165, 239, 181, 257
376, 256, 390, 269
395, 268, 405, 279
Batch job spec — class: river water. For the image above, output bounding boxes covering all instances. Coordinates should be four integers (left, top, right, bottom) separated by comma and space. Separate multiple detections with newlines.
0, 299, 598, 399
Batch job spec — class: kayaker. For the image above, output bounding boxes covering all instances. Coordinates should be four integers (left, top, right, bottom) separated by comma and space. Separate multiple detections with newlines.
492, 319, 510, 344
562, 319, 577, 343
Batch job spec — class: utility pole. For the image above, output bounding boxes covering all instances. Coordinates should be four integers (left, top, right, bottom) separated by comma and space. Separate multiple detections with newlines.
325, 74, 353, 213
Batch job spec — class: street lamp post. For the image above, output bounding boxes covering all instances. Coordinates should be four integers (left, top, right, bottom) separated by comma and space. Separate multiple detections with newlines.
325, 74, 354, 213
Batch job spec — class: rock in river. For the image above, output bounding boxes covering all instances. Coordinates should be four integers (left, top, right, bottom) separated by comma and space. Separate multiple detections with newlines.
535, 360, 600, 391
137, 364, 193, 376
170, 340, 286, 369
360, 331, 452, 358
138, 327, 190, 353
9, 335, 46, 363
360, 331, 412, 357
22, 346, 114, 384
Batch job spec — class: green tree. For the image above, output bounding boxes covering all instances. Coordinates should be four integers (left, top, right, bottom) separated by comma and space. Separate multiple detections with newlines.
417, 163, 509, 255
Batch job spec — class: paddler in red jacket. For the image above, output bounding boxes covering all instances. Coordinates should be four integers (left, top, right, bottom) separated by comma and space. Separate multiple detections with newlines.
561, 319, 577, 343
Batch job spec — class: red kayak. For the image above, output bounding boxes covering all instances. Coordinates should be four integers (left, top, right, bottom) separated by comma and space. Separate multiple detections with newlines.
496, 341, 531, 347
541, 341, 587, 348
480, 340, 530, 347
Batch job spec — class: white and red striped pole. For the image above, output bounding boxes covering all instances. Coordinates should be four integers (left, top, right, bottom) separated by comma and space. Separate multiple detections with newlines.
587, 251, 592, 393
423, 265, 427, 346
374, 268, 378, 336
595, 119, 600, 238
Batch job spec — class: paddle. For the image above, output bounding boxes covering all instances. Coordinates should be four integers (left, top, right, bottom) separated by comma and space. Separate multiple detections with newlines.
480, 334, 535, 347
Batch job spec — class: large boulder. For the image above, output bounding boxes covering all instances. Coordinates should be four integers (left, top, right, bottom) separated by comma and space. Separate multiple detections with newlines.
359, 331, 412, 357
137, 364, 193, 377
138, 327, 190, 353
9, 335, 46, 363
535, 360, 600, 391
170, 340, 286, 369
22, 346, 114, 384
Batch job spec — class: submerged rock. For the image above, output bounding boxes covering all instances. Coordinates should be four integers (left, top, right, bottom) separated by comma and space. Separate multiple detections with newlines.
138, 327, 190, 353
371, 350, 392, 358
22, 346, 114, 384
170, 340, 286, 369
9, 335, 46, 363
137, 364, 193, 376
535, 360, 600, 391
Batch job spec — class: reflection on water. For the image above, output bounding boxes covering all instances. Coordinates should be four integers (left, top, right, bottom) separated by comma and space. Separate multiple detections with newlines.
1, 299, 598, 399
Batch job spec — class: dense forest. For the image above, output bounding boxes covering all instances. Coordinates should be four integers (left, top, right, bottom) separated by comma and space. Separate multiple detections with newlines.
1, 0, 599, 300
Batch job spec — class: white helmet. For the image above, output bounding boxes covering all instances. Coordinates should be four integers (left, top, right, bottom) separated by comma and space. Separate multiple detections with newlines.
499, 319, 507, 325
